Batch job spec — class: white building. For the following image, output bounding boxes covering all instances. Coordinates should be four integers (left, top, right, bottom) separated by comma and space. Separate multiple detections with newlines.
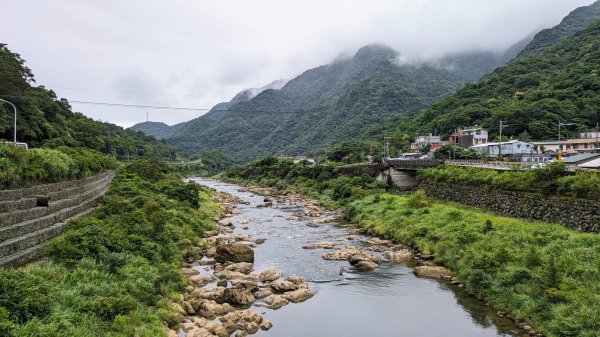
470, 140, 535, 157
410, 134, 443, 151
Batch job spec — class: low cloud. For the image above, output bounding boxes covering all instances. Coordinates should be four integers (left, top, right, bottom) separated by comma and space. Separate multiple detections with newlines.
1, 0, 595, 127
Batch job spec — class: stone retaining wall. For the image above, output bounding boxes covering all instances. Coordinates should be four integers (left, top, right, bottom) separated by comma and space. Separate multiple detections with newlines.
0, 170, 115, 266
418, 181, 600, 233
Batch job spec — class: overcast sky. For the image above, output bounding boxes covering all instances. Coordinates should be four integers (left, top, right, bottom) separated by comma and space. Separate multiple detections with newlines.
1, 0, 595, 127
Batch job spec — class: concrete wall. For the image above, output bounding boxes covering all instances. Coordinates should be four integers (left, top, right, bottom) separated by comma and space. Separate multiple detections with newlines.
377, 168, 418, 189
419, 181, 600, 233
0, 170, 115, 267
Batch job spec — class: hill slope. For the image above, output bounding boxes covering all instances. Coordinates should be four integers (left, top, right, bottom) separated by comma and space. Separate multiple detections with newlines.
0, 44, 180, 160
515, 0, 600, 60
169, 44, 501, 162
414, 18, 600, 140
128, 121, 184, 139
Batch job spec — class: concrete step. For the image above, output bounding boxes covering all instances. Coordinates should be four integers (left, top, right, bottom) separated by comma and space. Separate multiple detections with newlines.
0, 171, 114, 202
0, 190, 106, 243
0, 198, 38, 213
0, 209, 95, 267
0, 179, 111, 227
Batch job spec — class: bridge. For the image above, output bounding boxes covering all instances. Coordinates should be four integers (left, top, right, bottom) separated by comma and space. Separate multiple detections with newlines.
337, 158, 537, 189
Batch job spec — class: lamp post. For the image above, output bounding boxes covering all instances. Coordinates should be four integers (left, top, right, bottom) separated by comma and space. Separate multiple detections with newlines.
498, 121, 508, 157
558, 121, 572, 161
0, 98, 17, 143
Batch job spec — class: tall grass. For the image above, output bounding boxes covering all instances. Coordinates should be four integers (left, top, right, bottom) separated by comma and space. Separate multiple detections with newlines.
0, 160, 217, 336
0, 145, 118, 188
348, 193, 600, 337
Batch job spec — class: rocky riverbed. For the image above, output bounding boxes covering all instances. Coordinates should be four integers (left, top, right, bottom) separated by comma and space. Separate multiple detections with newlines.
169, 179, 527, 337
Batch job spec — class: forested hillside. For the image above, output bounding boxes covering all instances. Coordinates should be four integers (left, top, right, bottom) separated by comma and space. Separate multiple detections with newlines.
412, 18, 600, 141
516, 0, 600, 60
128, 121, 184, 140
0, 44, 180, 160
169, 44, 501, 162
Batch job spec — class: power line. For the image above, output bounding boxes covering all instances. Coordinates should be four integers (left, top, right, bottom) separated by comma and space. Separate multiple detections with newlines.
69, 100, 212, 111
47, 86, 231, 99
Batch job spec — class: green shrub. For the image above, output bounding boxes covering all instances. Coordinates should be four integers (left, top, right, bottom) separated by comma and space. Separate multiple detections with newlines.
0, 145, 117, 188
3, 161, 216, 335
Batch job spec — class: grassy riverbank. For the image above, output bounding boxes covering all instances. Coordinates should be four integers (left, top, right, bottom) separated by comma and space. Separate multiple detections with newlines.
222, 157, 387, 208
348, 193, 600, 337
224, 158, 600, 337
0, 145, 118, 188
0, 160, 218, 336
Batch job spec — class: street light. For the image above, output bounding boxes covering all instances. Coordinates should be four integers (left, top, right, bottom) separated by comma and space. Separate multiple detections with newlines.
558, 121, 572, 161
0, 98, 17, 143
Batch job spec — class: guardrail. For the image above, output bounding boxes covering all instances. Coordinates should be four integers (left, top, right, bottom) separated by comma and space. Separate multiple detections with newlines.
445, 160, 536, 170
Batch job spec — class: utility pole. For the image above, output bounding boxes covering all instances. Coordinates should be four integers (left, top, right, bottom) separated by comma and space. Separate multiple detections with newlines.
558, 121, 572, 161
596, 123, 600, 150
384, 137, 390, 159
498, 121, 508, 157
0, 98, 17, 143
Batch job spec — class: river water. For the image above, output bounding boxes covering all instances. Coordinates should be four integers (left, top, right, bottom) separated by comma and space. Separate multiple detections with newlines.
191, 178, 519, 337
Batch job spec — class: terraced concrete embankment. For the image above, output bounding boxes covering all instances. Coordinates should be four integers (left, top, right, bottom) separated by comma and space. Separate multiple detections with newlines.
0, 170, 115, 267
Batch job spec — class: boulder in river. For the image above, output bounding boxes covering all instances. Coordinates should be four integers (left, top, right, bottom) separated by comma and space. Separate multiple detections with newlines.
215, 243, 255, 263
224, 262, 254, 274
195, 299, 236, 318
214, 270, 259, 282
353, 260, 378, 271
348, 252, 379, 265
258, 268, 282, 282
219, 309, 264, 335
283, 288, 313, 303
285, 275, 308, 289
383, 250, 413, 263
188, 274, 214, 287
223, 288, 255, 306
270, 280, 299, 293
256, 294, 289, 309
253, 287, 273, 299
322, 246, 361, 260
414, 266, 451, 279
302, 241, 337, 250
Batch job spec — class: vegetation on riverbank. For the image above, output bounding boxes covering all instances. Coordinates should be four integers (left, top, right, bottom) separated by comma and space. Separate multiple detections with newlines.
419, 164, 600, 200
0, 160, 217, 336
347, 192, 600, 337
169, 150, 234, 178
224, 159, 600, 336
222, 157, 387, 208
0, 145, 118, 188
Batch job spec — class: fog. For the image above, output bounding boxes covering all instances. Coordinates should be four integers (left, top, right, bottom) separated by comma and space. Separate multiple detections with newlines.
1, 0, 595, 127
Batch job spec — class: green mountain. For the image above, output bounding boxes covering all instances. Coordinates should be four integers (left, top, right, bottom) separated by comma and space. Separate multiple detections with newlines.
169, 44, 501, 162
414, 18, 600, 141
128, 121, 184, 139
515, 0, 600, 60
0, 44, 180, 160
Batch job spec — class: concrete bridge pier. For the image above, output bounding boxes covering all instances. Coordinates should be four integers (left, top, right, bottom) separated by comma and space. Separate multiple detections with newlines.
376, 167, 418, 189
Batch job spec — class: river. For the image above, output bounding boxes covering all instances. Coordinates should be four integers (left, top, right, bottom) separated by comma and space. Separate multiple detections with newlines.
191, 178, 520, 337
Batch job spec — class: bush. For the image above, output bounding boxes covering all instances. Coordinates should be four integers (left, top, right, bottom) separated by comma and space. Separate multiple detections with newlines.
3, 161, 217, 335
0, 145, 117, 188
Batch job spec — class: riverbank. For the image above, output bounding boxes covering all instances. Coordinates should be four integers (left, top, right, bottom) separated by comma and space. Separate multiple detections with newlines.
221, 159, 600, 337
164, 187, 315, 336
0, 160, 217, 336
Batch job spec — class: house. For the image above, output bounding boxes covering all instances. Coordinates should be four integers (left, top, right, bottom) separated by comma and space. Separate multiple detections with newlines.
470, 140, 535, 157
410, 134, 444, 151
532, 138, 600, 155
448, 126, 489, 148
562, 153, 600, 165
578, 157, 600, 171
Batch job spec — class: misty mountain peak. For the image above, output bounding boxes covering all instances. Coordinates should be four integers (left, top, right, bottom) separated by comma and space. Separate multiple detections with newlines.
353, 43, 398, 64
